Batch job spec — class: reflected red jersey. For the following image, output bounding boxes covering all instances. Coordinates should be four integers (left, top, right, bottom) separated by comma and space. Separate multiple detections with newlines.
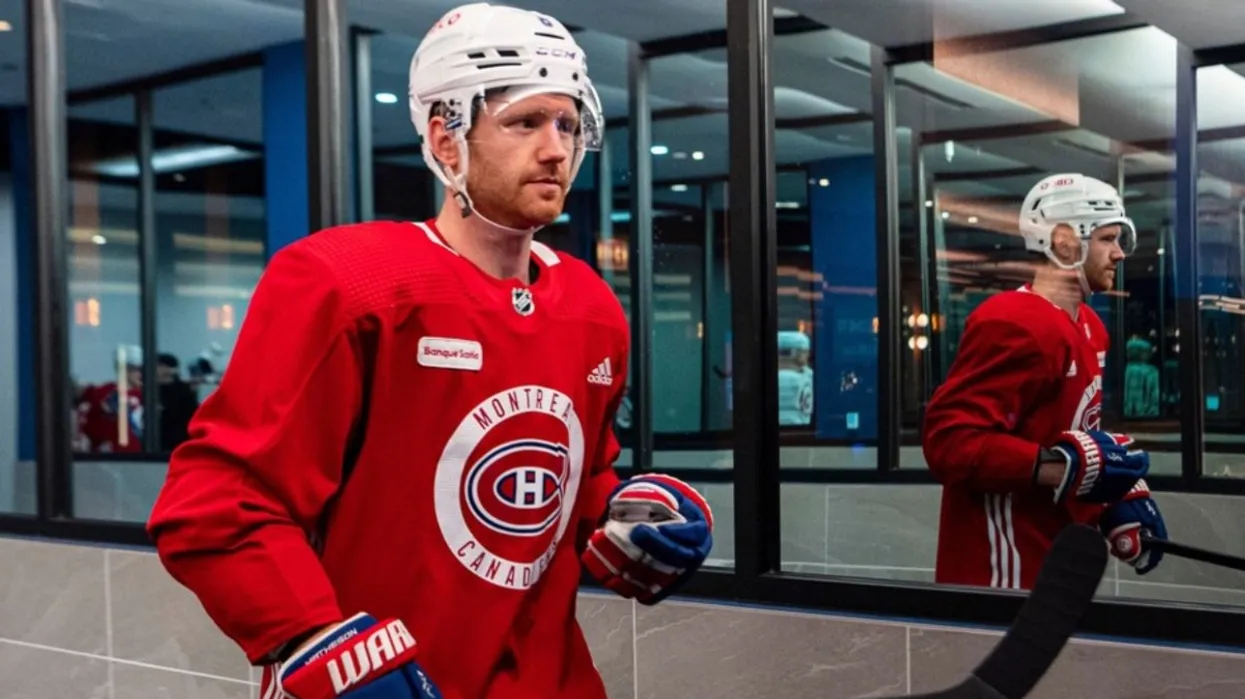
922, 285, 1108, 590
76, 383, 144, 454
146, 219, 629, 699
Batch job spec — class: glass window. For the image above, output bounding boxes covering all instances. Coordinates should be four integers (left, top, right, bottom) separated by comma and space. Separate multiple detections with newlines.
893, 26, 1184, 479
367, 32, 437, 222
0, 10, 35, 514
1196, 61, 1245, 480
65, 95, 142, 458
645, 38, 734, 566
151, 68, 266, 454
768, 23, 882, 575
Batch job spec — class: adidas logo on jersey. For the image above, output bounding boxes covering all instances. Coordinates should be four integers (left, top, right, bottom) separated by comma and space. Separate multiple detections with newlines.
588, 358, 614, 386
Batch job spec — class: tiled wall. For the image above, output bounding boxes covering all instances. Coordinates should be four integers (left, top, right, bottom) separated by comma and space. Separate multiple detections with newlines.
2, 534, 1244, 698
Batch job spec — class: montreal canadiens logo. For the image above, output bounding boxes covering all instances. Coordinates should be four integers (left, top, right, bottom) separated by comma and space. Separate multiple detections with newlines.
466, 440, 568, 537
434, 386, 584, 591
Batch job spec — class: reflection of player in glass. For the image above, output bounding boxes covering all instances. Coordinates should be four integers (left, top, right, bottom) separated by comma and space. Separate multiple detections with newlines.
146, 5, 713, 699
777, 330, 813, 426
922, 173, 1167, 591
76, 344, 145, 453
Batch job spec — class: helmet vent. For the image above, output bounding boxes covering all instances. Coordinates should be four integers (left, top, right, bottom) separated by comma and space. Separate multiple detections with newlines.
534, 31, 564, 40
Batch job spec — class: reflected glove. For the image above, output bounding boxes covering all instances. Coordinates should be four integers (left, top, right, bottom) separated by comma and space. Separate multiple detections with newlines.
1100, 479, 1166, 575
269, 613, 442, 699
1050, 430, 1149, 505
581, 474, 713, 605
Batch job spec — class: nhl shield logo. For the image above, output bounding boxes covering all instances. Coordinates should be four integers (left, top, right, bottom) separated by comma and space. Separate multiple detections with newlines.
512, 287, 534, 316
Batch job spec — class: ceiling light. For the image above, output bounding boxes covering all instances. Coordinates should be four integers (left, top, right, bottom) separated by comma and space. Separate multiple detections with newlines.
671, 184, 688, 192
375, 92, 398, 104
650, 145, 669, 155
673, 151, 688, 160
92, 234, 106, 245
818, 178, 829, 187
691, 151, 704, 160
968, 216, 979, 224
0, 21, 11, 32
93, 144, 257, 178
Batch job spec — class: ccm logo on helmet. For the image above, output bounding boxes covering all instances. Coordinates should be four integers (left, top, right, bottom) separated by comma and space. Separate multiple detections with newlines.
326, 620, 417, 693
535, 46, 578, 59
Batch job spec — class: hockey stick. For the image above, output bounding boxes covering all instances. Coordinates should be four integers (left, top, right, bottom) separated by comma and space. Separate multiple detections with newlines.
1141, 532, 1245, 573
895, 524, 1109, 699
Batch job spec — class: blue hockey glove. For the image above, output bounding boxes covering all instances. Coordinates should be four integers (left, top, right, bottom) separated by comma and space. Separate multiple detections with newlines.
271, 613, 442, 699
1050, 430, 1149, 505
581, 474, 713, 605
1100, 479, 1167, 575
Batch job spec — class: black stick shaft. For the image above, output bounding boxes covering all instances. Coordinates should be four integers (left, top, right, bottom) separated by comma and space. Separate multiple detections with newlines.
1143, 534, 1245, 574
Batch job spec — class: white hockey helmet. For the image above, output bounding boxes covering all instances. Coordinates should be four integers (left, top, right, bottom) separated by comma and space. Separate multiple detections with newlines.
408, 3, 603, 215
1018, 173, 1137, 269
778, 330, 810, 355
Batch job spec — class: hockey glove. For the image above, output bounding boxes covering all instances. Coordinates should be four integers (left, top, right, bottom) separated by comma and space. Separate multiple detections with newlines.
1100, 479, 1167, 575
274, 613, 442, 699
581, 474, 713, 605
1050, 430, 1149, 505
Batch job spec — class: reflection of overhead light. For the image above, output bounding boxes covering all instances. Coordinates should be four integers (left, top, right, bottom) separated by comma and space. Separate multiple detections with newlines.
91, 234, 107, 245
554, 213, 570, 223
925, 200, 933, 208
671, 184, 688, 192
691, 151, 704, 160
650, 145, 669, 155
0, 21, 11, 32
94, 144, 257, 178
672, 151, 688, 160
776, 201, 801, 209
968, 216, 979, 224
941, 211, 951, 220
818, 178, 829, 187
375, 92, 398, 104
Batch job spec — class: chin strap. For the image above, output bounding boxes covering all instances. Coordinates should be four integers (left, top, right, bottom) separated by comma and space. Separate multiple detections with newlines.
450, 180, 546, 237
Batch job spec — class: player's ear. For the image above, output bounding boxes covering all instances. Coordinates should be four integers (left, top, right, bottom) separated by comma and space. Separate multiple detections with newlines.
426, 115, 461, 174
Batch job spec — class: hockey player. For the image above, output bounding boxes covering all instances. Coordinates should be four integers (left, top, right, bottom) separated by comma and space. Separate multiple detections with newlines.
922, 173, 1167, 591
145, 5, 713, 699
777, 330, 813, 426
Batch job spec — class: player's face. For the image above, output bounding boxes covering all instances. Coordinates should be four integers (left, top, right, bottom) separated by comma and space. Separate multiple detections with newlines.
465, 93, 579, 230
1084, 224, 1127, 291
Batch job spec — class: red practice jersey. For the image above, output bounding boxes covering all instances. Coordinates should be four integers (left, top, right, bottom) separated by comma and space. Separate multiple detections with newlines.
922, 285, 1108, 590
146, 220, 629, 699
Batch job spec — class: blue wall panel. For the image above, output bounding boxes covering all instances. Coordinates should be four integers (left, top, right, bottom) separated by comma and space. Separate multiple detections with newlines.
809, 155, 878, 441
263, 41, 310, 257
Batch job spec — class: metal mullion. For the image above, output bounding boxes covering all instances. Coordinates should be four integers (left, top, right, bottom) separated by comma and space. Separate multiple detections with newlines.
28, 0, 73, 520
726, 0, 779, 589
872, 46, 901, 471
1174, 45, 1204, 485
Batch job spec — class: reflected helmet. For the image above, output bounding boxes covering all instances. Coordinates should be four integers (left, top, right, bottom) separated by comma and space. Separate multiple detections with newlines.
1018, 173, 1137, 268
408, 3, 604, 202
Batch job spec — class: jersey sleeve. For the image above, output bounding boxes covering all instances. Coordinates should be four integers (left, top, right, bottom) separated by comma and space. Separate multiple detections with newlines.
146, 241, 364, 664
576, 336, 629, 553
922, 315, 1057, 492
